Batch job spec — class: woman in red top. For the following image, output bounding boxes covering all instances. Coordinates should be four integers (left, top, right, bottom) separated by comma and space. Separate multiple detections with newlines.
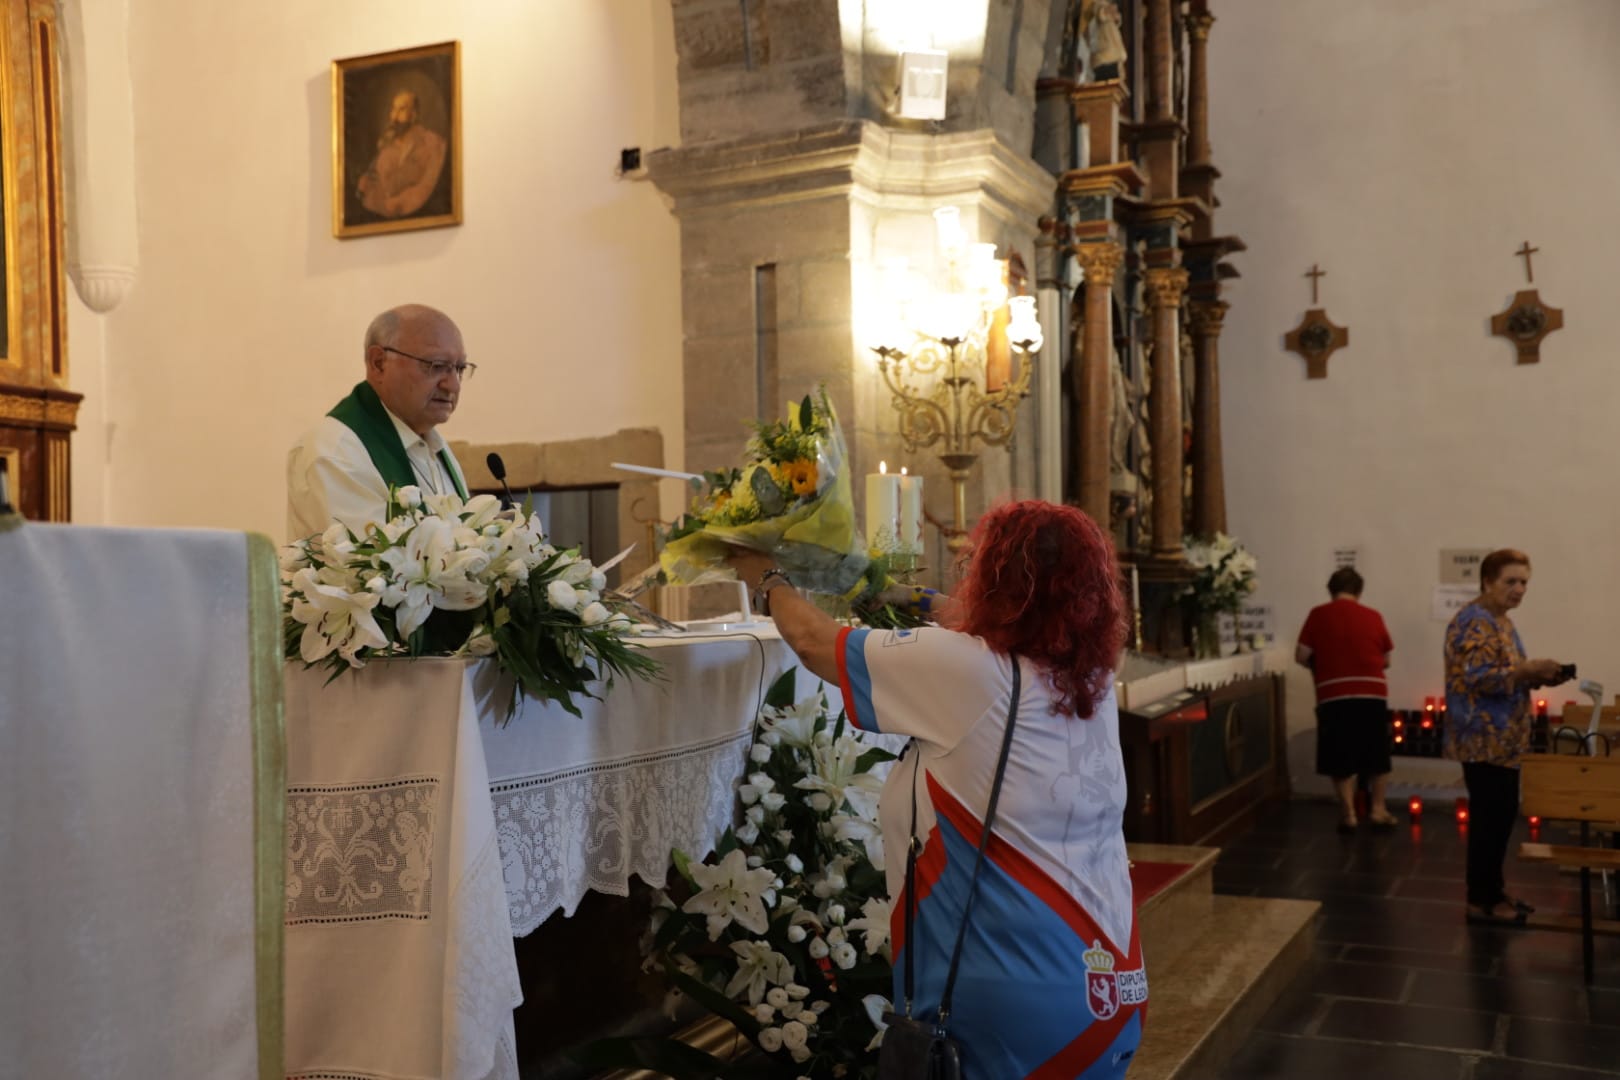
1296, 567, 1396, 833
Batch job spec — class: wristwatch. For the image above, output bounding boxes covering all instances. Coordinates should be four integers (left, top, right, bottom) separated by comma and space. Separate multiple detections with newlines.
754, 567, 792, 613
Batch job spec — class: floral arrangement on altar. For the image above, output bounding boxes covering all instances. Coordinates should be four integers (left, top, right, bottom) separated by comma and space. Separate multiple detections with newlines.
660, 390, 871, 597
582, 669, 897, 1079
1182, 531, 1259, 656
281, 487, 659, 718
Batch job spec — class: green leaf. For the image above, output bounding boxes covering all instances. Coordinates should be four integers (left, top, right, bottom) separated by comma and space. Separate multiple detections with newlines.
853, 747, 897, 772
799, 394, 813, 431
763, 668, 798, 710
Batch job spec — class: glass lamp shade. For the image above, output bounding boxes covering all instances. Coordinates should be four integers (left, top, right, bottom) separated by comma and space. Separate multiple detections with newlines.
1007, 295, 1043, 351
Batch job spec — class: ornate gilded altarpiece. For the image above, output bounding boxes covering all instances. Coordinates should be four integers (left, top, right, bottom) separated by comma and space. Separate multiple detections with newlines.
0, 0, 73, 521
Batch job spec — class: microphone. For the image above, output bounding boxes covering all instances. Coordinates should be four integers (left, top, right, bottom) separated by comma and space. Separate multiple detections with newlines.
486, 452, 517, 511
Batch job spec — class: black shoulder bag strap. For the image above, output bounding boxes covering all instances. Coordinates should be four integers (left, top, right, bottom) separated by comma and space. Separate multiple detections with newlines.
901, 655, 1022, 1026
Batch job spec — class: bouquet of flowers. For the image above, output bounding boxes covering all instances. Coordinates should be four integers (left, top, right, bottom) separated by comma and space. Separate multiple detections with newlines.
281, 487, 659, 719
582, 670, 897, 1079
1182, 532, 1258, 655
1183, 531, 1259, 613
660, 390, 870, 596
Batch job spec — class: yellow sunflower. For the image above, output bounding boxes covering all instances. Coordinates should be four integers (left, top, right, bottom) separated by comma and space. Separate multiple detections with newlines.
784, 458, 818, 497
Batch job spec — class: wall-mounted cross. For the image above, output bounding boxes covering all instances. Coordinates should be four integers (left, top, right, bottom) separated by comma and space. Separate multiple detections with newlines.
1305, 264, 1326, 304
1515, 241, 1539, 284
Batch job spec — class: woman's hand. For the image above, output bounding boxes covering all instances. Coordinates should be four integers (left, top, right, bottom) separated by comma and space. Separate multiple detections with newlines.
724, 548, 778, 592
1516, 658, 1566, 687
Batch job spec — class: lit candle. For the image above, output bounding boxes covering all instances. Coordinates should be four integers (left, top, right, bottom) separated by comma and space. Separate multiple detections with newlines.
898, 467, 924, 555
865, 460, 901, 553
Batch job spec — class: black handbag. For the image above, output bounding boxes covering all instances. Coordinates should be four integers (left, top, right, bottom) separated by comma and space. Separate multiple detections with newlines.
879, 659, 1021, 1080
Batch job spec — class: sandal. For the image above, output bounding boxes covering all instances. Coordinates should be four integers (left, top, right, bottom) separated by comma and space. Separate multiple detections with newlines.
1367, 814, 1399, 831
1466, 902, 1528, 927
1336, 817, 1358, 835
1499, 894, 1536, 916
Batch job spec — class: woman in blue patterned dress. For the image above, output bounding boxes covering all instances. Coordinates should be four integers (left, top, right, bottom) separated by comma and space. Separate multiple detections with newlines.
1443, 548, 1567, 926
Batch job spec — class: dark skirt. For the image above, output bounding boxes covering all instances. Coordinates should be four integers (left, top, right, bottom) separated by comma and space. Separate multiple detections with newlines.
1315, 697, 1392, 779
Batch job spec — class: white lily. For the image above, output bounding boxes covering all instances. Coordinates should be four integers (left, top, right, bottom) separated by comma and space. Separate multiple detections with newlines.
681, 848, 777, 939
461, 493, 503, 529
376, 516, 490, 635
421, 491, 465, 518
793, 735, 884, 817
831, 812, 884, 866
760, 694, 822, 748
289, 567, 388, 663
724, 940, 793, 1005
845, 896, 892, 955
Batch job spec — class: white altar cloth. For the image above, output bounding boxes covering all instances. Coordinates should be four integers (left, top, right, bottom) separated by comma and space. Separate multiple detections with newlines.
283, 625, 811, 1079
479, 626, 807, 934
1, 521, 282, 1080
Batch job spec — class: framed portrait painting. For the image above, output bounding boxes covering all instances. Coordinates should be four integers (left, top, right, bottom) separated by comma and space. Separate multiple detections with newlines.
331, 41, 461, 239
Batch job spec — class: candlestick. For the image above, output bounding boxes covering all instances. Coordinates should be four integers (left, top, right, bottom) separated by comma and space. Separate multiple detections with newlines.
898, 467, 923, 555
865, 461, 900, 553
1130, 565, 1142, 652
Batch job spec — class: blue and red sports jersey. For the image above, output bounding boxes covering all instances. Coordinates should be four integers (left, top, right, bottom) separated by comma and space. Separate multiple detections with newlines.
838, 625, 1145, 1078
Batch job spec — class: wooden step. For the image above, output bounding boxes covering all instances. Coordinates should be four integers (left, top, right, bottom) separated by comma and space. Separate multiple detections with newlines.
1128, 894, 1320, 1080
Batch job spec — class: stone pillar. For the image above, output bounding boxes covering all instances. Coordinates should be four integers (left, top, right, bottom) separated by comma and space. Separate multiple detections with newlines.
1072, 242, 1123, 524
649, 122, 1054, 547
1144, 266, 1188, 558
1188, 299, 1227, 537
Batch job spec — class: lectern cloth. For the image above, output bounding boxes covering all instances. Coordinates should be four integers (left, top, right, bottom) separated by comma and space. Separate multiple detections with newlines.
0, 522, 285, 1080
284, 659, 521, 1080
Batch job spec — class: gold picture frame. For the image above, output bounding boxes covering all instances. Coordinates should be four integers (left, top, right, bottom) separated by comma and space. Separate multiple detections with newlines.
331, 41, 461, 239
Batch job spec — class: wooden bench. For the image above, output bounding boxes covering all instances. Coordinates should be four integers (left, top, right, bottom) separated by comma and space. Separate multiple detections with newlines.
1518, 753, 1620, 982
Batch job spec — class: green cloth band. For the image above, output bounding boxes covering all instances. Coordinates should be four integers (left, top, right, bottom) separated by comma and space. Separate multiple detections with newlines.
328, 381, 467, 501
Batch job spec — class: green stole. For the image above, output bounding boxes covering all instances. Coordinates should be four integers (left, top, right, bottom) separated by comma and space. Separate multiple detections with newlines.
327, 382, 468, 500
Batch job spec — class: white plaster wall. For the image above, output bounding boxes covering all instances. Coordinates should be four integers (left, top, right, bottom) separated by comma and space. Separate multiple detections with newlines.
1209, 0, 1620, 778
81, 0, 681, 539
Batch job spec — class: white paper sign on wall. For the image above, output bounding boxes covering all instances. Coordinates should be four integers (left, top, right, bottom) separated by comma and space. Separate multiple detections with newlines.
1432, 584, 1477, 621
1439, 548, 1492, 585
1220, 604, 1275, 649
1332, 546, 1360, 570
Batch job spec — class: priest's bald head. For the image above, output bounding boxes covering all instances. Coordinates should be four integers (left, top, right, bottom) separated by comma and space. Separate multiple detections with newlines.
361, 304, 470, 438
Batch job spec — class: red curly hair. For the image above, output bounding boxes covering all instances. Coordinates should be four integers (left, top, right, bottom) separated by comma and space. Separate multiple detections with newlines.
947, 500, 1125, 719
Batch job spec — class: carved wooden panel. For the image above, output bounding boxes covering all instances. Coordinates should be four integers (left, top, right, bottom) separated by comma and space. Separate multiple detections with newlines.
0, 0, 74, 521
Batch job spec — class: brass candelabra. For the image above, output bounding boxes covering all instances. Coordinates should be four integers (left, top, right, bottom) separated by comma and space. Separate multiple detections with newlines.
873, 328, 1038, 552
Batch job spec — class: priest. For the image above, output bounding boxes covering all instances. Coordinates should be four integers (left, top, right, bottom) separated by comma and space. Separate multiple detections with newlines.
286, 303, 472, 539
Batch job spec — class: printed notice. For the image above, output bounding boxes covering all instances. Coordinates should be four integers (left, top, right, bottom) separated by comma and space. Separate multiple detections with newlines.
1439, 548, 1492, 586
1431, 584, 1476, 621
1220, 604, 1275, 649
1332, 546, 1360, 570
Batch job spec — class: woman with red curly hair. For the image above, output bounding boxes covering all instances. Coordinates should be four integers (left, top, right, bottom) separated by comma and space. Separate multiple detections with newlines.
730, 500, 1143, 1078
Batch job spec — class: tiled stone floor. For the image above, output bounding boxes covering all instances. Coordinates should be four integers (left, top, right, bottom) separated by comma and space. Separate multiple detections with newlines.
1211, 800, 1620, 1079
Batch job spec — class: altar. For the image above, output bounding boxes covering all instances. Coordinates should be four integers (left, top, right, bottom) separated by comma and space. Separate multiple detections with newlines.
1115, 647, 1292, 847
282, 626, 814, 1080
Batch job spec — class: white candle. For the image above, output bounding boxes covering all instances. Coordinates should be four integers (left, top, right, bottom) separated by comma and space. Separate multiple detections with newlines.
865, 460, 900, 553
1131, 565, 1140, 615
898, 467, 924, 555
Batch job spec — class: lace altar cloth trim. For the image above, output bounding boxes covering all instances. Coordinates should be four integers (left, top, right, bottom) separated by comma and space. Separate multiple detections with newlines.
286, 776, 440, 925
493, 730, 751, 935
